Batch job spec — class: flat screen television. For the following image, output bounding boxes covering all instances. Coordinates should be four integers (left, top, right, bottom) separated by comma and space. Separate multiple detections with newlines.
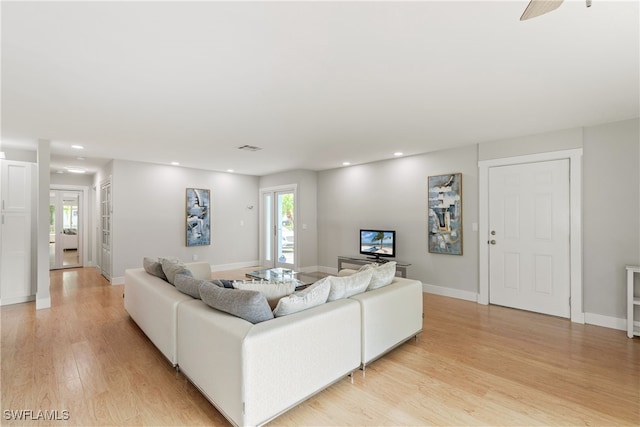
359, 229, 396, 259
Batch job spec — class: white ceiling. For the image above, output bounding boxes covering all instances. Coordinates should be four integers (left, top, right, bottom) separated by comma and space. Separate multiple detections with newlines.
2, 1, 638, 176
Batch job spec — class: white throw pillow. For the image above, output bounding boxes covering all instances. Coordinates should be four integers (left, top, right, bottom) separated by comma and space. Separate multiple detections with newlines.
367, 261, 397, 290
273, 277, 330, 317
327, 269, 373, 301
232, 281, 296, 309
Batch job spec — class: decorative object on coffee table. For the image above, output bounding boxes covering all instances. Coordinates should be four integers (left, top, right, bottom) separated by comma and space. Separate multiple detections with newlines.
428, 173, 462, 255
186, 188, 210, 246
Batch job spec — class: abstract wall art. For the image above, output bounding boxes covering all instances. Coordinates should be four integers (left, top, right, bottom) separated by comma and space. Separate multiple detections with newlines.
428, 173, 462, 255
186, 188, 210, 246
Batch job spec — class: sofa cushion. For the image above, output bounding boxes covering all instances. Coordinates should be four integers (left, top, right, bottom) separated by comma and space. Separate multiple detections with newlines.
160, 257, 189, 285
143, 257, 167, 281
174, 273, 203, 299
359, 261, 397, 290
273, 277, 330, 317
327, 269, 373, 301
232, 281, 296, 309
199, 281, 274, 324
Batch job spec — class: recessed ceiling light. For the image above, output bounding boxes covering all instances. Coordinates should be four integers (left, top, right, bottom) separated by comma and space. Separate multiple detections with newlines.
394, 152, 404, 157
342, 162, 351, 166
227, 169, 235, 173
66, 168, 86, 174
71, 145, 84, 150
171, 161, 180, 166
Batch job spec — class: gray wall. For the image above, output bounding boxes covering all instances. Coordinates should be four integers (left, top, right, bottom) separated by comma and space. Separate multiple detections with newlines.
2, 147, 37, 163
259, 170, 319, 269
478, 127, 583, 160
50, 172, 94, 187
583, 118, 640, 319
109, 160, 260, 278
316, 118, 639, 322
317, 145, 479, 295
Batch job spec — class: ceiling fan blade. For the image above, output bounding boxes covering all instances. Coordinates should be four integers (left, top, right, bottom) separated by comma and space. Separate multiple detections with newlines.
520, 0, 564, 21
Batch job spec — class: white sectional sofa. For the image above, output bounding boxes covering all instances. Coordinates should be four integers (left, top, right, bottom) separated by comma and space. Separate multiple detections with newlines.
124, 262, 212, 366
340, 268, 424, 371
177, 297, 361, 427
124, 261, 423, 427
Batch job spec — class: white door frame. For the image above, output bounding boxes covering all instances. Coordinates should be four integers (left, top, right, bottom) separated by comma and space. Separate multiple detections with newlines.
478, 149, 584, 323
50, 186, 88, 269
259, 184, 298, 270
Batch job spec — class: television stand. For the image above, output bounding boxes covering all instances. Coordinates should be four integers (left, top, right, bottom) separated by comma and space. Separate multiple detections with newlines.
366, 256, 388, 263
337, 255, 410, 278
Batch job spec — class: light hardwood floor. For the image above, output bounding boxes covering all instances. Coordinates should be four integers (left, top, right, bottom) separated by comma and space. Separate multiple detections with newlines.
2, 267, 639, 426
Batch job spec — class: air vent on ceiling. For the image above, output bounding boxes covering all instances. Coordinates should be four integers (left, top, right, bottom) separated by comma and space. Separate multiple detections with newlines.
237, 145, 262, 152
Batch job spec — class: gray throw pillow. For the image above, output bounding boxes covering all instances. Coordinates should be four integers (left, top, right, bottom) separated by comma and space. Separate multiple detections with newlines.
143, 257, 167, 281
199, 281, 274, 324
160, 257, 189, 285
174, 273, 203, 299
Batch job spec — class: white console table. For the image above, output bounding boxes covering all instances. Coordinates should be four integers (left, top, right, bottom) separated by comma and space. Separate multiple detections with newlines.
337, 256, 410, 278
627, 265, 640, 338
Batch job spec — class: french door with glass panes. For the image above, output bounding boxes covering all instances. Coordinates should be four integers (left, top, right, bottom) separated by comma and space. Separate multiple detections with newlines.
49, 190, 82, 269
100, 179, 112, 281
260, 186, 296, 269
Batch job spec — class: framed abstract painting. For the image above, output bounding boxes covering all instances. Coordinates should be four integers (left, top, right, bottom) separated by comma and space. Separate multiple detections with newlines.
186, 188, 210, 246
428, 173, 462, 255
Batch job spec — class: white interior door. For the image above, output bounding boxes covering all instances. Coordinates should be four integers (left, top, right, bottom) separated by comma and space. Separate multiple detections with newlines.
489, 159, 571, 318
1, 161, 33, 305
260, 187, 296, 269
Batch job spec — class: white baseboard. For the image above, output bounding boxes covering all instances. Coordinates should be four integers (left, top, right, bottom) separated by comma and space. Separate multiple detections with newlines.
111, 276, 125, 285
584, 312, 627, 331
0, 295, 35, 306
422, 283, 478, 302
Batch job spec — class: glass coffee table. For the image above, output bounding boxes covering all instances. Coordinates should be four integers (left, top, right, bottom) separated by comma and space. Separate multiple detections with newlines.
245, 268, 326, 289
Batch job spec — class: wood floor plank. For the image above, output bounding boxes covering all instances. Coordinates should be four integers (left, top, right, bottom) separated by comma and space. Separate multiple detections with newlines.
1, 266, 638, 426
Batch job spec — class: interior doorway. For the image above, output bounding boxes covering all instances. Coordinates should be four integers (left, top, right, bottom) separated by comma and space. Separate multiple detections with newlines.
488, 159, 570, 318
478, 149, 584, 323
49, 190, 82, 269
259, 185, 297, 270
